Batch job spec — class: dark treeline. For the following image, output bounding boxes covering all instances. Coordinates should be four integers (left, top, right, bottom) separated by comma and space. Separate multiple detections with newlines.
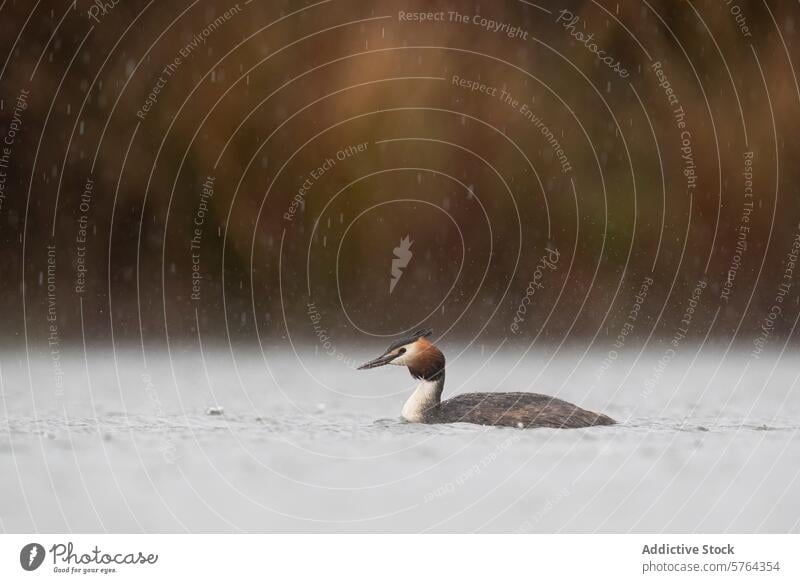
0, 0, 798, 354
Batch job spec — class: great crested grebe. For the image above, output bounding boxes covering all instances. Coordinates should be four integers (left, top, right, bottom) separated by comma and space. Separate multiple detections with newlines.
358, 329, 615, 428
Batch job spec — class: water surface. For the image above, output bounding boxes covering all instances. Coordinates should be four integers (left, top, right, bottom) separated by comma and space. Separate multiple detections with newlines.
1, 348, 797, 532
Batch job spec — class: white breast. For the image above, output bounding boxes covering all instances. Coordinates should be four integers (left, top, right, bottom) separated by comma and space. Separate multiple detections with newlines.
401, 379, 441, 423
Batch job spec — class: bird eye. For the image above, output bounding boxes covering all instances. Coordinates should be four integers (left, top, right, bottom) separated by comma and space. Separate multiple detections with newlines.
398, 348, 406, 355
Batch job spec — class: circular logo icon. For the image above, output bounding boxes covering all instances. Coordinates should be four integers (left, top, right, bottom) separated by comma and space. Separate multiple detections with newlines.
19, 543, 45, 571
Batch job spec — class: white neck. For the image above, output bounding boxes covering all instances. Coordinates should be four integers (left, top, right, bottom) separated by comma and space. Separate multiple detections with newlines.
401, 376, 444, 423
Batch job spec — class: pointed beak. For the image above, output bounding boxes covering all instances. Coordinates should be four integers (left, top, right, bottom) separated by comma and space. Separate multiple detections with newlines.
357, 352, 396, 370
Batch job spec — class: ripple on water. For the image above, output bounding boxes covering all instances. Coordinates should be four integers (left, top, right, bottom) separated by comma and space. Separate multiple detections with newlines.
1, 412, 798, 444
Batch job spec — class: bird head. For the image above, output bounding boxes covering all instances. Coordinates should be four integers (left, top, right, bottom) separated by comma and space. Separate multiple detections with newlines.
357, 328, 445, 380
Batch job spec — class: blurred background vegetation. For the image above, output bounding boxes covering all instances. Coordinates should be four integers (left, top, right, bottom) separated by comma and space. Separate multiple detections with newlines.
0, 0, 798, 353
